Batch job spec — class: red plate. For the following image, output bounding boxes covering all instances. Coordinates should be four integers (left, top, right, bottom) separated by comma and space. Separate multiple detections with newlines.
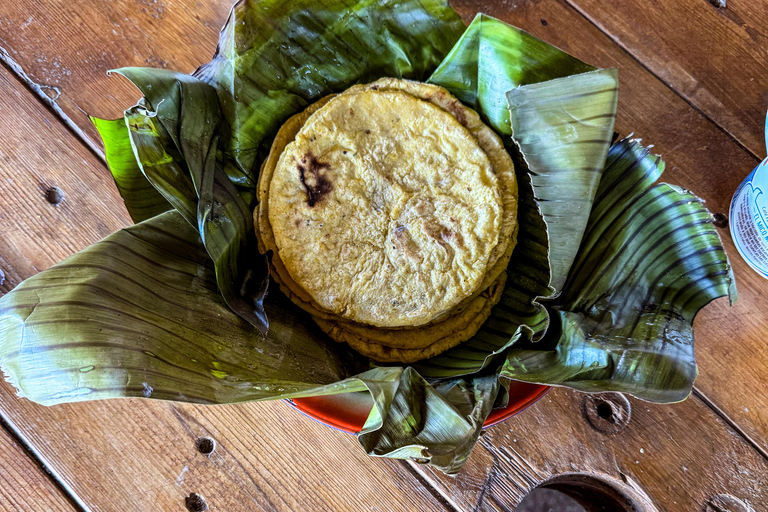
290, 381, 550, 434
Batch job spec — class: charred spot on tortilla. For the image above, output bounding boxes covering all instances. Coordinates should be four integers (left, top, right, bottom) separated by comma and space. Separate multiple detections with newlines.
297, 152, 332, 207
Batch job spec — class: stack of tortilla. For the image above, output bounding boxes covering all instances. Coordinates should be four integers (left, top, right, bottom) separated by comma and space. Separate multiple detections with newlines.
255, 78, 518, 363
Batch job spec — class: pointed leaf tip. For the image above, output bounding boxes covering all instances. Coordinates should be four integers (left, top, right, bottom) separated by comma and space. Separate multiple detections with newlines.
507, 68, 619, 291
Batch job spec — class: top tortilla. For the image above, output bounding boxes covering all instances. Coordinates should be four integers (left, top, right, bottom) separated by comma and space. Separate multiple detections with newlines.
255, 95, 507, 356
344, 78, 518, 279
268, 88, 503, 327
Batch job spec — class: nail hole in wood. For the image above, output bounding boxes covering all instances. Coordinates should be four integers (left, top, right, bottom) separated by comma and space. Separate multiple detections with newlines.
185, 493, 209, 512
583, 393, 631, 434
596, 402, 613, 420
518, 473, 658, 512
45, 186, 65, 206
195, 437, 216, 455
704, 494, 754, 512
712, 212, 728, 228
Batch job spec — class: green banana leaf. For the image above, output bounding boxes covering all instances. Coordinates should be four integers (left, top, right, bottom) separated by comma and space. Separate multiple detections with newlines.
0, 0, 736, 475
0, 210, 490, 471
507, 69, 618, 290
90, 115, 171, 223
415, 28, 618, 378
121, 102, 198, 225
0, 211, 355, 404
429, 14, 594, 136
501, 139, 736, 402
195, 0, 466, 178
95, 72, 270, 335
430, 16, 615, 293
359, 369, 501, 474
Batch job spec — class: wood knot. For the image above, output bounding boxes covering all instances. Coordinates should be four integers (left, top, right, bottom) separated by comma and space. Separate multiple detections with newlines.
195, 437, 216, 455
45, 186, 65, 206
582, 393, 631, 434
185, 493, 209, 512
704, 494, 754, 512
711, 212, 728, 228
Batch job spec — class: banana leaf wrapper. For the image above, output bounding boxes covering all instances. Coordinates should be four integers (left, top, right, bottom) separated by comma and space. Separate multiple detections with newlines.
0, 1, 735, 474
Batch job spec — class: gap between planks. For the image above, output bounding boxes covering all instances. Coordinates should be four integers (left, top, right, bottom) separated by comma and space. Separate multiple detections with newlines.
0, 408, 90, 512
0, 46, 106, 164
693, 388, 768, 461
406, 461, 467, 512
402, 461, 463, 512
561, 0, 762, 164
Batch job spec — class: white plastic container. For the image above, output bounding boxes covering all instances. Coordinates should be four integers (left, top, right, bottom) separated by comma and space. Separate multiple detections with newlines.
730, 118, 768, 278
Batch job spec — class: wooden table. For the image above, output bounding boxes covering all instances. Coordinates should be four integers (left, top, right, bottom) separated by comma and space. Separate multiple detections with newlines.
1, 1, 767, 510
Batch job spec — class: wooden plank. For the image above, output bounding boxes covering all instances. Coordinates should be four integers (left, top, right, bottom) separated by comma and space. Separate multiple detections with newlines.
0, 425, 78, 512
0, 70, 131, 296
0, 0, 232, 150
563, 0, 768, 158
0, 64, 448, 512
448, 0, 768, 462
0, 397, 449, 512
412, 387, 768, 511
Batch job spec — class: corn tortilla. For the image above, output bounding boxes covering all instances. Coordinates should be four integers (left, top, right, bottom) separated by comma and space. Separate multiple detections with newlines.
255, 78, 518, 362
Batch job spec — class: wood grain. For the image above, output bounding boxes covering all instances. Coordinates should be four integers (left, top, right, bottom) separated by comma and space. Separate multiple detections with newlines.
0, 67, 131, 296
0, 397, 449, 512
448, 0, 768, 463
0, 425, 78, 512
0, 64, 448, 512
412, 387, 768, 511
0, 0, 232, 149
564, 0, 768, 158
